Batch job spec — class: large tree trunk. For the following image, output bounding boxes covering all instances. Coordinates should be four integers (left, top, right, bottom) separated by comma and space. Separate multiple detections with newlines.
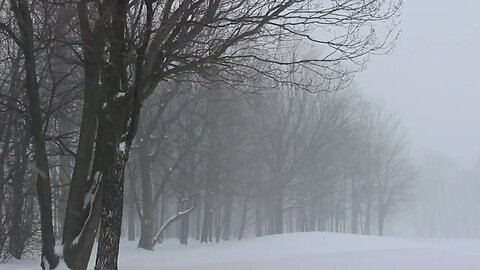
9, 133, 28, 259
93, 84, 132, 268
0, 51, 21, 228
94, 0, 134, 264
137, 143, 154, 250
11, 0, 59, 266
94, 150, 127, 269
62, 2, 106, 267
94, 97, 132, 269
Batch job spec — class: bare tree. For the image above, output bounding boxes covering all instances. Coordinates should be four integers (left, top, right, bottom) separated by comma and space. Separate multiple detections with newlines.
0, 0, 402, 268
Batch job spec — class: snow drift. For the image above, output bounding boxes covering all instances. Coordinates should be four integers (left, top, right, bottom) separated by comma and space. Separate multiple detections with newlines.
3, 232, 480, 269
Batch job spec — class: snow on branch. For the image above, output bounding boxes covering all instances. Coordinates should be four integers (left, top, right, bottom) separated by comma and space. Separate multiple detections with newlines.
152, 201, 197, 247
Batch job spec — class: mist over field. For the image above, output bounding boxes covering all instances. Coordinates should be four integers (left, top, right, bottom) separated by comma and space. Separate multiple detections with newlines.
357, 0, 480, 238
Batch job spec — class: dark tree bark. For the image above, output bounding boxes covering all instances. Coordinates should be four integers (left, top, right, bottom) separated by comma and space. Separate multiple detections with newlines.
137, 142, 154, 250
10, 0, 59, 266
8, 130, 28, 259
62, 1, 106, 266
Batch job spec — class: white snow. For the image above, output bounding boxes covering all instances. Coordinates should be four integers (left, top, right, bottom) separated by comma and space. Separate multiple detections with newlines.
3, 232, 480, 269
119, 141, 127, 155
55, 260, 71, 270
115, 92, 127, 99
83, 171, 101, 209
71, 235, 79, 246
73, 172, 102, 246
54, 244, 63, 258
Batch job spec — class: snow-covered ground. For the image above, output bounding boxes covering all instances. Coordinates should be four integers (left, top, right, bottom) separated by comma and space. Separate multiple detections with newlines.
3, 232, 480, 269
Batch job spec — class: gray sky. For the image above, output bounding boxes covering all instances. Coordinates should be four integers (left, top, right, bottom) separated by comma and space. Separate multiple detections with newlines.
356, 0, 480, 164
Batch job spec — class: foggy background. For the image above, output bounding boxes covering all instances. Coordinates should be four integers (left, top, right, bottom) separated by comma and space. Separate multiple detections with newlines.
358, 0, 480, 237
358, 0, 480, 164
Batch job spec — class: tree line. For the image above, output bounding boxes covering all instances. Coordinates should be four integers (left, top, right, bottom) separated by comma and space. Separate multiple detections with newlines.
0, 0, 403, 269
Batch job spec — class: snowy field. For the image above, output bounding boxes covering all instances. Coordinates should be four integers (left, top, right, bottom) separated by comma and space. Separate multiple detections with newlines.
3, 232, 480, 270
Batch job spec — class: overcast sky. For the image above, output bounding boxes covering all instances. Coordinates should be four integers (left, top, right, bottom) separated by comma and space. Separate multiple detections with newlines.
356, 0, 480, 165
